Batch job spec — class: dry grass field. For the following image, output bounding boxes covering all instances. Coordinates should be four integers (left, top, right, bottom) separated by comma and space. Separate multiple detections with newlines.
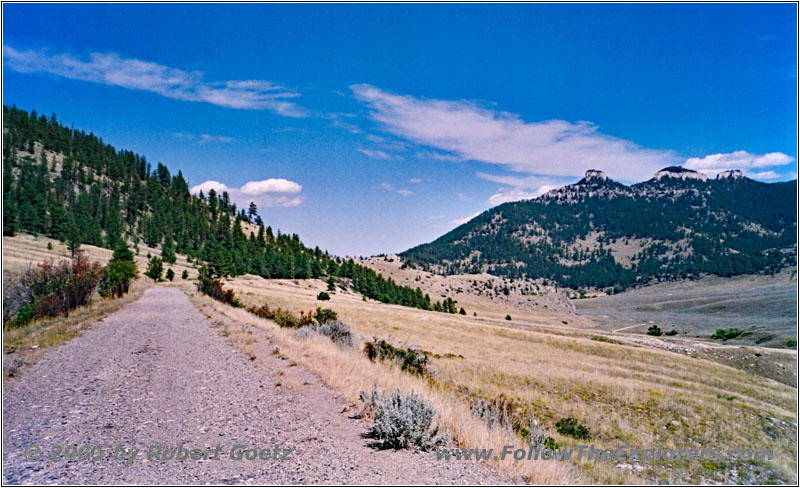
3, 234, 797, 484
220, 274, 797, 484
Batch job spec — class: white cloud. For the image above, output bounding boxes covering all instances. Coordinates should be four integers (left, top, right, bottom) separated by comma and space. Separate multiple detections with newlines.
240, 178, 302, 196
477, 172, 571, 205
409, 178, 423, 183
748, 170, 780, 180
4, 45, 308, 117
451, 211, 483, 225
351, 83, 678, 182
357, 148, 394, 160
378, 182, 413, 197
190, 178, 304, 208
684, 150, 794, 180
486, 187, 554, 206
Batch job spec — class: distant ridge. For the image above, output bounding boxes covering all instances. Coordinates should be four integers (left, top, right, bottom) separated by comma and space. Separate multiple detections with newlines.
402, 168, 797, 291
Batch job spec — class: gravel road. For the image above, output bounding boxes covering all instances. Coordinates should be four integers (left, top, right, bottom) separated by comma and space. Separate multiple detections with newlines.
3, 286, 509, 484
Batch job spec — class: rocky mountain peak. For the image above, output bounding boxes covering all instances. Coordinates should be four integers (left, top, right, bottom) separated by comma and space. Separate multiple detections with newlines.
717, 169, 744, 180
654, 166, 708, 182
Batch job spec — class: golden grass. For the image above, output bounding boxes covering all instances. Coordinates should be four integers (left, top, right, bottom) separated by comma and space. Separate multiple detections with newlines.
215, 275, 797, 484
184, 284, 580, 484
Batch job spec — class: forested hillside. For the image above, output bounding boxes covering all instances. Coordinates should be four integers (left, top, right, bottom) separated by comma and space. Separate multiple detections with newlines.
2, 105, 454, 312
402, 169, 797, 292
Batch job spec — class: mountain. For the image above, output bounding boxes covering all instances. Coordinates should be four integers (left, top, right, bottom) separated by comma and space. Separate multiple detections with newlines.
2, 105, 458, 312
401, 169, 797, 292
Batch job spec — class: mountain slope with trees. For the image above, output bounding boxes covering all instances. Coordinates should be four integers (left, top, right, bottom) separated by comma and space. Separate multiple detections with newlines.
2, 105, 456, 312
401, 169, 797, 292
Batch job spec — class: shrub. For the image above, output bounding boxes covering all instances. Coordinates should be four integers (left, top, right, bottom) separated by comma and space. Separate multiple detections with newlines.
712, 328, 743, 341
505, 314, 512, 321
665, 329, 679, 336
13, 303, 36, 326
359, 387, 449, 451
196, 271, 242, 307
459, 307, 466, 315
317, 291, 330, 301
313, 307, 338, 324
364, 338, 428, 376
5, 254, 103, 325
145, 256, 163, 281
166, 269, 175, 281
556, 417, 591, 440
314, 320, 354, 348
98, 260, 137, 298
99, 243, 138, 299
647, 325, 663, 336
296, 320, 354, 348
181, 270, 189, 280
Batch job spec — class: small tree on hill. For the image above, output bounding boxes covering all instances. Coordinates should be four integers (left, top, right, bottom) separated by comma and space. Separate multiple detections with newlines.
145, 256, 163, 282
166, 268, 175, 281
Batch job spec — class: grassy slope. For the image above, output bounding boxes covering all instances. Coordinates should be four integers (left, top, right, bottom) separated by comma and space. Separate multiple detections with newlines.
222, 273, 797, 484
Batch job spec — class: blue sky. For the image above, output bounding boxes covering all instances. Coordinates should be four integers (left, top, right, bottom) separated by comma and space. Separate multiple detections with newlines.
3, 3, 797, 256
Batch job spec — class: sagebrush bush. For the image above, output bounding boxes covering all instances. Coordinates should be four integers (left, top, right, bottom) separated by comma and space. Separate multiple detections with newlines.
316, 291, 330, 301
359, 387, 449, 451
296, 320, 354, 348
364, 338, 428, 376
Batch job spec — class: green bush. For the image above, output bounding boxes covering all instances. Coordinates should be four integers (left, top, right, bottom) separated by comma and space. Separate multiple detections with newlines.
13, 303, 36, 326
556, 417, 591, 440
166, 269, 175, 281
712, 328, 743, 341
785, 339, 796, 348
505, 314, 512, 321
364, 338, 428, 376
99, 242, 138, 298
313, 307, 338, 324
98, 260, 137, 298
647, 325, 663, 336
665, 329, 679, 336
181, 270, 189, 280
359, 387, 449, 451
317, 291, 330, 301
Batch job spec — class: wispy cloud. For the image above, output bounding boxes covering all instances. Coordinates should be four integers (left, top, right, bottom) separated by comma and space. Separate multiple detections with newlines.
175, 132, 235, 144
190, 178, 304, 208
409, 178, 423, 183
451, 211, 482, 226
684, 150, 795, 179
351, 83, 679, 182
477, 172, 570, 205
357, 148, 394, 160
4, 45, 308, 117
378, 182, 413, 197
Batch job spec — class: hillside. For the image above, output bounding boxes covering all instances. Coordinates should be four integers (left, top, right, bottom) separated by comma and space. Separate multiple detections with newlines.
1, 105, 458, 314
401, 168, 797, 292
